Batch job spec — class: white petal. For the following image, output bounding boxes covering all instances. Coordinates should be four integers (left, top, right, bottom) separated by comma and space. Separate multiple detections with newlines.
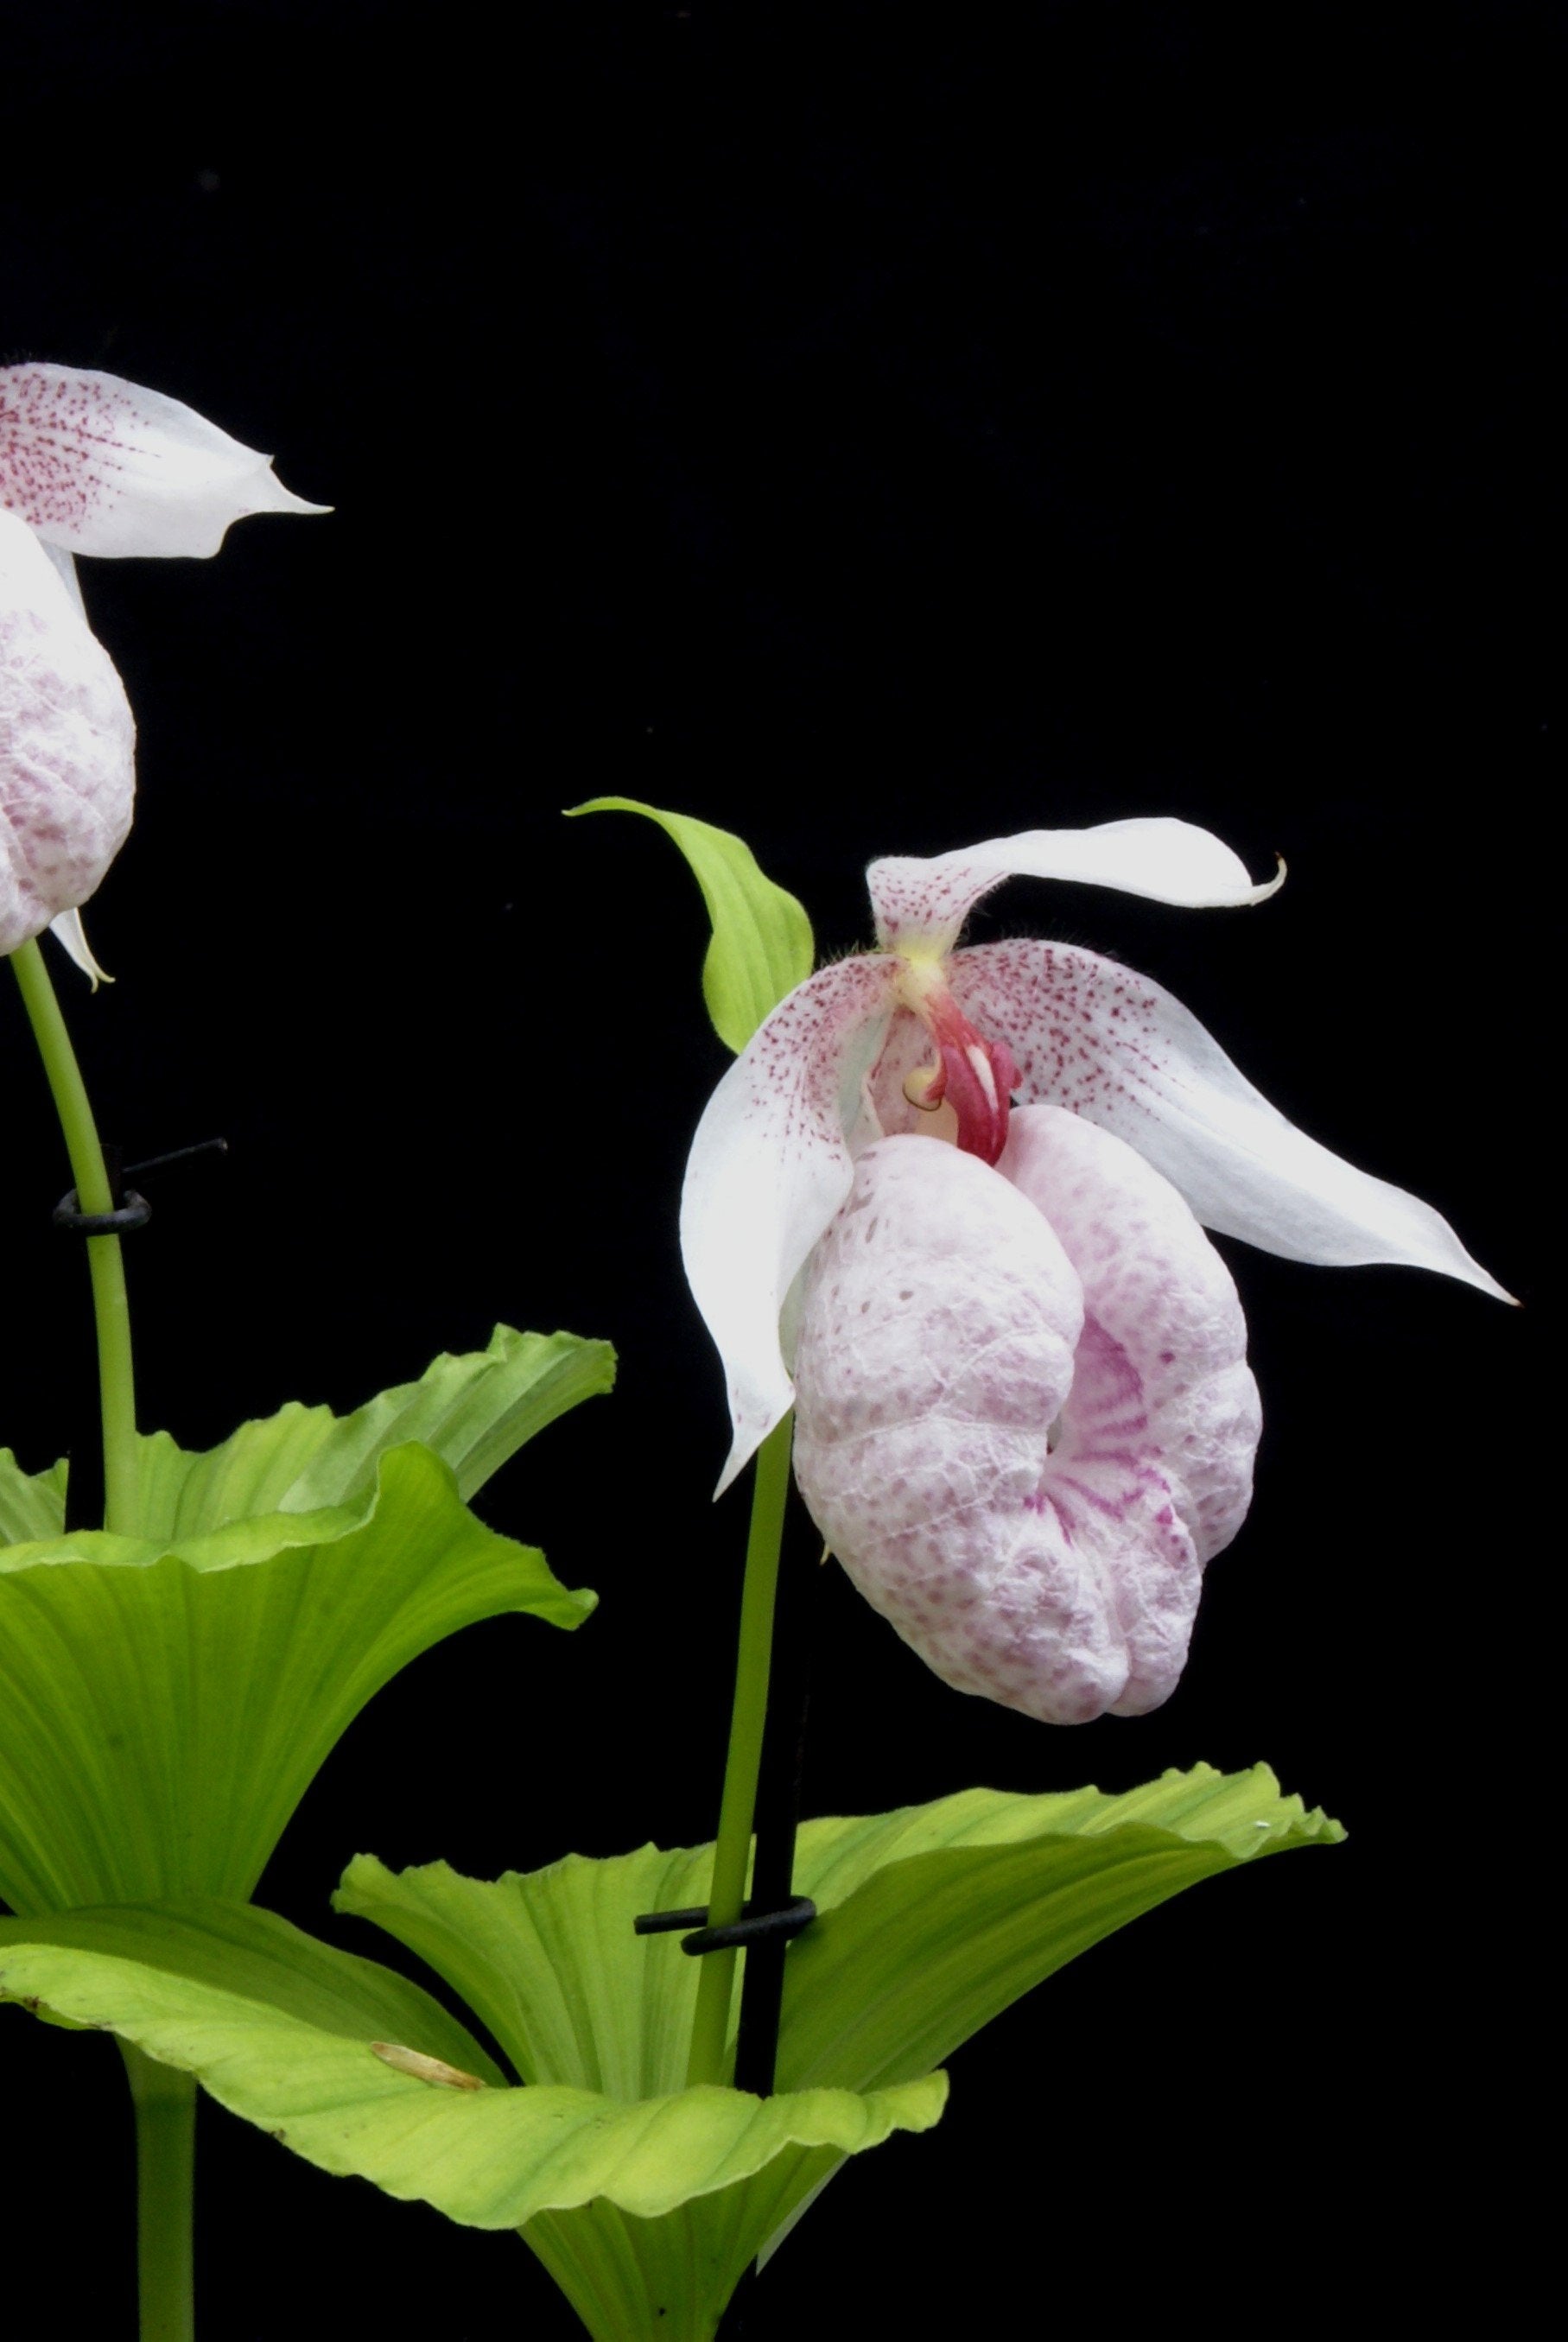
950, 937, 1512, 1300
680, 955, 897, 1495
1, 511, 136, 956
0, 365, 328, 558
41, 542, 86, 615
868, 819, 1282, 955
48, 906, 114, 987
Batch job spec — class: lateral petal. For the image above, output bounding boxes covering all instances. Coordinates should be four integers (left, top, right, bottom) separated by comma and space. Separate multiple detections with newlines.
0, 365, 327, 558
1, 512, 136, 956
680, 956, 897, 1494
951, 938, 1511, 1299
868, 818, 1281, 955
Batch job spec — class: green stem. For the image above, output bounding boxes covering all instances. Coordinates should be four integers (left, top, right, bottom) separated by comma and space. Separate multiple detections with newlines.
686, 1414, 794, 2090
9, 944, 185, 2337
9, 936, 140, 1534
120, 2045, 197, 2342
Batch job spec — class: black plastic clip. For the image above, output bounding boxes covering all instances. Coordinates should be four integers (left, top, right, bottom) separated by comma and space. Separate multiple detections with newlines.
51, 1137, 227, 1238
53, 1188, 150, 1236
634, 1896, 816, 1956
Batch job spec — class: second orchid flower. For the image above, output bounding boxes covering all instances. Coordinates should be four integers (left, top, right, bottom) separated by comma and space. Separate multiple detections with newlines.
681, 818, 1508, 1724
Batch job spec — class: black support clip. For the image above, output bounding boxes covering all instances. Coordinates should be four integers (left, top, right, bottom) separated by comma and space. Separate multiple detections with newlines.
633, 1896, 816, 1956
51, 1138, 228, 1238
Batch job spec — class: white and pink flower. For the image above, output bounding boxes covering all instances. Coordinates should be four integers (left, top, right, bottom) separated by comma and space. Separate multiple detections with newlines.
1, 363, 324, 968
681, 821, 1508, 1725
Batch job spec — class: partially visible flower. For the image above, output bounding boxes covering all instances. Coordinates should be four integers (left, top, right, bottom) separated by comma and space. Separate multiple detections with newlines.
0, 512, 135, 964
681, 821, 1508, 1724
0, 363, 326, 967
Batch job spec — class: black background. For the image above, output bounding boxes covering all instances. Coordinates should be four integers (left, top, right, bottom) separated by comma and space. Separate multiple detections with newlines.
1, 5, 1550, 2334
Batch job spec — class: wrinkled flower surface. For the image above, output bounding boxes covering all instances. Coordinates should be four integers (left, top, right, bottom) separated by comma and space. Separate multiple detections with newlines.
0, 513, 136, 962
0, 363, 324, 964
681, 820, 1507, 1724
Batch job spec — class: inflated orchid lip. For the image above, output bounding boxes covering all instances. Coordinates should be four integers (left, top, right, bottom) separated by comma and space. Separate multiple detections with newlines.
0, 362, 327, 968
680, 817, 1509, 1497
790, 1107, 1263, 1725
0, 510, 136, 962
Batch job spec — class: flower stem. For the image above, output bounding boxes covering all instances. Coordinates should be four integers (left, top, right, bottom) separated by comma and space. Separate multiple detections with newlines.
686, 1414, 794, 2091
8, 937, 140, 1534
9, 943, 187, 2339
120, 2045, 197, 2342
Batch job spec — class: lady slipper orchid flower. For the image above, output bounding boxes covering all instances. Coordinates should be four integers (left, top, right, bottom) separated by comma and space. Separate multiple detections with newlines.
681, 819, 1508, 1726
1, 362, 325, 968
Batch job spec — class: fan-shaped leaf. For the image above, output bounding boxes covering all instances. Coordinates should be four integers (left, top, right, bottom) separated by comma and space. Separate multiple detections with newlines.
0, 1325, 614, 1544
0, 1897, 942, 2342
0, 1449, 67, 1544
0, 1444, 593, 1915
0, 1899, 502, 2077
332, 1763, 1337, 2332
778, 1762, 1344, 2091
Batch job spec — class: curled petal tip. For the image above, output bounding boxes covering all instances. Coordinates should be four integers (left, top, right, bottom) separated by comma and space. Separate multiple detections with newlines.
0, 363, 327, 557
260, 475, 332, 522
183, 451, 330, 543
870, 816, 1296, 951
48, 907, 115, 987
1254, 852, 1287, 903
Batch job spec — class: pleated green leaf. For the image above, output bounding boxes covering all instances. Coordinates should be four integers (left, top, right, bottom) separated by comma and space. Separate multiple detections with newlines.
0, 1449, 67, 1544
0, 1330, 606, 1917
336, 1763, 1336, 2108
0, 1899, 505, 2080
134, 1324, 615, 1535
328, 1762, 1337, 2335
521, 2145, 854, 2342
0, 1444, 594, 1916
0, 1897, 943, 2342
569, 797, 815, 1051
333, 1842, 922, 2337
333, 1840, 714, 2095
327, 1837, 948, 2336
0, 1325, 614, 1544
777, 1762, 1344, 2092
0, 1768, 1334, 2339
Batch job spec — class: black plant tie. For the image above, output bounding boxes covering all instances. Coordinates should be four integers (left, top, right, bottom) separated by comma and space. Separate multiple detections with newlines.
52, 1138, 227, 1237
632, 1897, 817, 1954
55, 1138, 229, 1533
